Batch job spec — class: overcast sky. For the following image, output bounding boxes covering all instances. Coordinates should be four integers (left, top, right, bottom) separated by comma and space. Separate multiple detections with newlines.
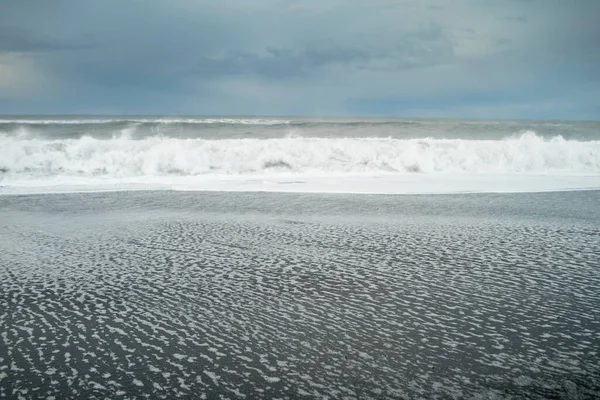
0, 0, 598, 118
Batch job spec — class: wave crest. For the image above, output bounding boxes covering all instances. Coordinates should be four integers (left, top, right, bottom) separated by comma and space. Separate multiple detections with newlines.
1, 132, 599, 181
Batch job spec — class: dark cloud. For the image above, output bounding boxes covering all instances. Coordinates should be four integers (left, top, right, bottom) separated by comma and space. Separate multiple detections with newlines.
191, 31, 453, 80
0, 26, 97, 52
0, 0, 597, 118
193, 47, 370, 78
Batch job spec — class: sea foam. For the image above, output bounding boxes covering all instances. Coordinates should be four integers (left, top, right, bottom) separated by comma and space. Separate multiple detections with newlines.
1, 132, 598, 181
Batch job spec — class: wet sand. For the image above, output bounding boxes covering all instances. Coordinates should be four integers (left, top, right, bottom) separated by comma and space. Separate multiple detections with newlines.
1, 190, 599, 399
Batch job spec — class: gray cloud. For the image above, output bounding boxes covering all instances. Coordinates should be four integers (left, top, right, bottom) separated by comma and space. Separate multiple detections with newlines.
0, 26, 97, 52
191, 28, 453, 80
0, 0, 597, 118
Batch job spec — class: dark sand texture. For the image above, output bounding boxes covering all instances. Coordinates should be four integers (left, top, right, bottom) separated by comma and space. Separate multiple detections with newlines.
1, 191, 599, 399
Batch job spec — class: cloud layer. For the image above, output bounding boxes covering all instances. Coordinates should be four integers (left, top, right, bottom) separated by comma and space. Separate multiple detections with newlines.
0, 0, 598, 118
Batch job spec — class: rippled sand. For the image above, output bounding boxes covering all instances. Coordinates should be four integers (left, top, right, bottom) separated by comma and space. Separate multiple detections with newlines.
1, 191, 599, 399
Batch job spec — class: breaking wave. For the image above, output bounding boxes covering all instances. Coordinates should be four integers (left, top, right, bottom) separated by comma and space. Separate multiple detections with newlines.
1, 132, 599, 182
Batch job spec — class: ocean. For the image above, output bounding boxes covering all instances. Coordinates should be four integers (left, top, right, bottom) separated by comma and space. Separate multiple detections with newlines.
1, 116, 599, 194
1, 117, 599, 399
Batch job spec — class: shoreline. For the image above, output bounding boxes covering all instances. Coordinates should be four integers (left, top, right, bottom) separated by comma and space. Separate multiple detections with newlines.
2, 173, 599, 197
2, 186, 600, 197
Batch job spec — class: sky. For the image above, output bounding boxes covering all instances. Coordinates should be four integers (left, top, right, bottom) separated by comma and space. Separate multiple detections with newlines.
0, 0, 598, 119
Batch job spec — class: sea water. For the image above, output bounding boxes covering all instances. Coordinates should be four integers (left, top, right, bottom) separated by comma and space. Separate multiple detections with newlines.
1, 116, 599, 194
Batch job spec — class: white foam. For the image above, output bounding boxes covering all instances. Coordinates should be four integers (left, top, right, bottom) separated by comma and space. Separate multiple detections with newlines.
1, 173, 599, 195
1, 132, 599, 195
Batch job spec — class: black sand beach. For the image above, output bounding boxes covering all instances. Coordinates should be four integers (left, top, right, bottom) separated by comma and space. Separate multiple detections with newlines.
1, 190, 599, 399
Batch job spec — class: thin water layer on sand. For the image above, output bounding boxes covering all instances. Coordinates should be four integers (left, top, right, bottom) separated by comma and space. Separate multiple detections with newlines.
0, 191, 599, 399
2, 173, 600, 196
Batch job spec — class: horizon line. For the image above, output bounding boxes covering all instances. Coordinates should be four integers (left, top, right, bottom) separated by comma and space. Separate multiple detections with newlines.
0, 114, 598, 123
